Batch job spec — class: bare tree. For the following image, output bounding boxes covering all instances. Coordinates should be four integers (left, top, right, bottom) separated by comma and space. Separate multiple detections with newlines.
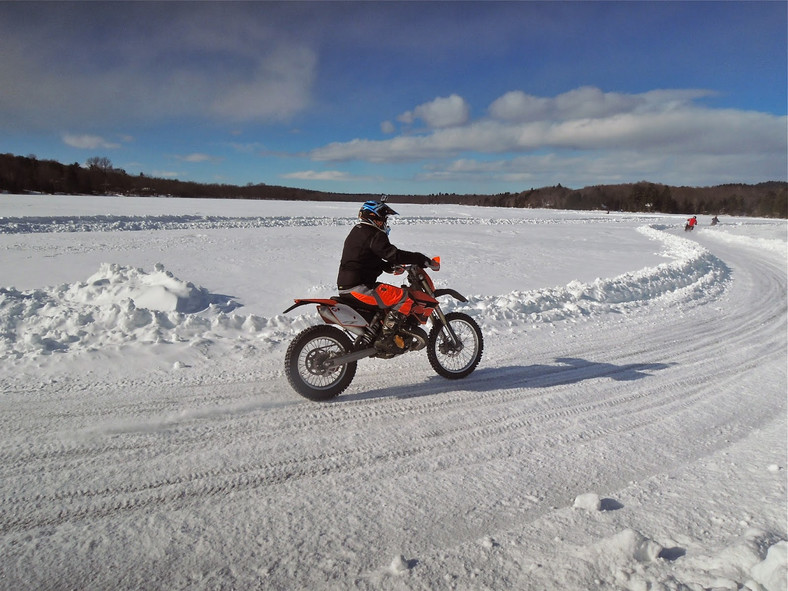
86, 156, 113, 172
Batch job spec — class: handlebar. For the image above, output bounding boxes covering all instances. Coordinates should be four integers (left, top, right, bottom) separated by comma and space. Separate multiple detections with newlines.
392, 257, 440, 275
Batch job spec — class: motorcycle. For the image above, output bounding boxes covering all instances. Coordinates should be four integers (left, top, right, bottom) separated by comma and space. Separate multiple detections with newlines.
283, 258, 483, 401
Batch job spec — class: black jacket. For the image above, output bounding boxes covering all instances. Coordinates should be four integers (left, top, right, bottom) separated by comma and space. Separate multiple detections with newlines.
337, 223, 428, 289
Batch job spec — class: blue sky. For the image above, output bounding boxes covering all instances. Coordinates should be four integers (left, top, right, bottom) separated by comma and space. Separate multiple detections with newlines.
1, 1, 785, 194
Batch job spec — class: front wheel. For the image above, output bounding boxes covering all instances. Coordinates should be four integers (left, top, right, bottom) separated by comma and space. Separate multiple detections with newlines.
284, 325, 357, 401
427, 312, 483, 379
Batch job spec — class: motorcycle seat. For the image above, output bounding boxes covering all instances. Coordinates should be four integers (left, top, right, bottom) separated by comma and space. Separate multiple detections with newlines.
333, 293, 379, 311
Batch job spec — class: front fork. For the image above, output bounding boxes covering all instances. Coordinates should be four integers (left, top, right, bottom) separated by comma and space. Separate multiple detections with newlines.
415, 272, 462, 350
432, 305, 462, 350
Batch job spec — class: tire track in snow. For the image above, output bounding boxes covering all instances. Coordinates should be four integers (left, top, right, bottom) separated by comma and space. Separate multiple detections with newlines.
0, 347, 741, 534
3, 264, 774, 525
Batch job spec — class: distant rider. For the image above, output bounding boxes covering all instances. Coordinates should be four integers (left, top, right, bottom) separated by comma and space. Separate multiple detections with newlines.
337, 199, 435, 341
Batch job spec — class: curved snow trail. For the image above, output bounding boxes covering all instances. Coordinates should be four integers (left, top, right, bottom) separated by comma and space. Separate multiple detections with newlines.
0, 225, 726, 358
0, 225, 785, 589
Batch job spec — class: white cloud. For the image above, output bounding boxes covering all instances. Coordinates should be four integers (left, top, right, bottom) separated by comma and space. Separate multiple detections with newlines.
380, 120, 396, 134
311, 87, 786, 167
488, 87, 714, 122
417, 148, 788, 188
0, 7, 317, 128
398, 94, 471, 129
488, 91, 551, 122
209, 45, 317, 121
228, 142, 266, 154
282, 170, 375, 182
309, 86, 786, 187
396, 112, 415, 125
62, 134, 121, 150
175, 153, 224, 164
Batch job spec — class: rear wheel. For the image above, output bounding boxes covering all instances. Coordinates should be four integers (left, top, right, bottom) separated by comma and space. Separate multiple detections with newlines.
285, 325, 357, 401
427, 312, 483, 379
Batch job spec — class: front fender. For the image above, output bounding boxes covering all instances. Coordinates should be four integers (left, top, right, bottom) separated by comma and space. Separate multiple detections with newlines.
433, 288, 467, 303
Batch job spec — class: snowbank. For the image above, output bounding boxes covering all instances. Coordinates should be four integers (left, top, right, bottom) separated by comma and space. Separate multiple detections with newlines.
0, 227, 728, 360
445, 225, 730, 324
0, 263, 267, 359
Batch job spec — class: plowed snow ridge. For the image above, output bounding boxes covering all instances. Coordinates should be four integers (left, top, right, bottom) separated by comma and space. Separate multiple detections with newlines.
0, 223, 727, 358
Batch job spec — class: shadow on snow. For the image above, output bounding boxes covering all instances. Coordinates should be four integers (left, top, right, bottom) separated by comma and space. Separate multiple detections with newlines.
341, 357, 675, 403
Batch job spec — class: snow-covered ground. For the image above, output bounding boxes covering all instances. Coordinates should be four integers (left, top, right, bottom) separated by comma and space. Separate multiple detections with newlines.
0, 194, 785, 590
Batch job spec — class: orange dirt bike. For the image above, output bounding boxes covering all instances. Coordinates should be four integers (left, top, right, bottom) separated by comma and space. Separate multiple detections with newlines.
283, 258, 483, 401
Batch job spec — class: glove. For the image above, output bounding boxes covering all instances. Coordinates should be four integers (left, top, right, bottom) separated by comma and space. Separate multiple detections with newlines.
420, 255, 440, 271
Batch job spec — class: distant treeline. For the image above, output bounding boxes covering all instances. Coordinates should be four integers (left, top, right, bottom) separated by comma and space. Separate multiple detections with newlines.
1, 152, 785, 217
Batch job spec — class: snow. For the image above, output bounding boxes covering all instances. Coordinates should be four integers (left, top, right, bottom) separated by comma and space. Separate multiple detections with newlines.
573, 493, 603, 512
0, 194, 785, 590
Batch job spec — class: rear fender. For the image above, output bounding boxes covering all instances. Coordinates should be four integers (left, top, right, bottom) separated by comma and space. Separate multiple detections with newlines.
283, 298, 337, 314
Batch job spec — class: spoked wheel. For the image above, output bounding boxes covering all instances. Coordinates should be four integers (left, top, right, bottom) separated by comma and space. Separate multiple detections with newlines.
427, 312, 483, 379
284, 325, 356, 401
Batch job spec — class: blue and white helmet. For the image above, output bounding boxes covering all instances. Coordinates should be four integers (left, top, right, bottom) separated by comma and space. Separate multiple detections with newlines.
359, 199, 398, 233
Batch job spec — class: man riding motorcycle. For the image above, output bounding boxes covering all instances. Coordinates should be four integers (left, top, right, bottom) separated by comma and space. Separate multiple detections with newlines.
283, 198, 483, 400
337, 199, 436, 343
